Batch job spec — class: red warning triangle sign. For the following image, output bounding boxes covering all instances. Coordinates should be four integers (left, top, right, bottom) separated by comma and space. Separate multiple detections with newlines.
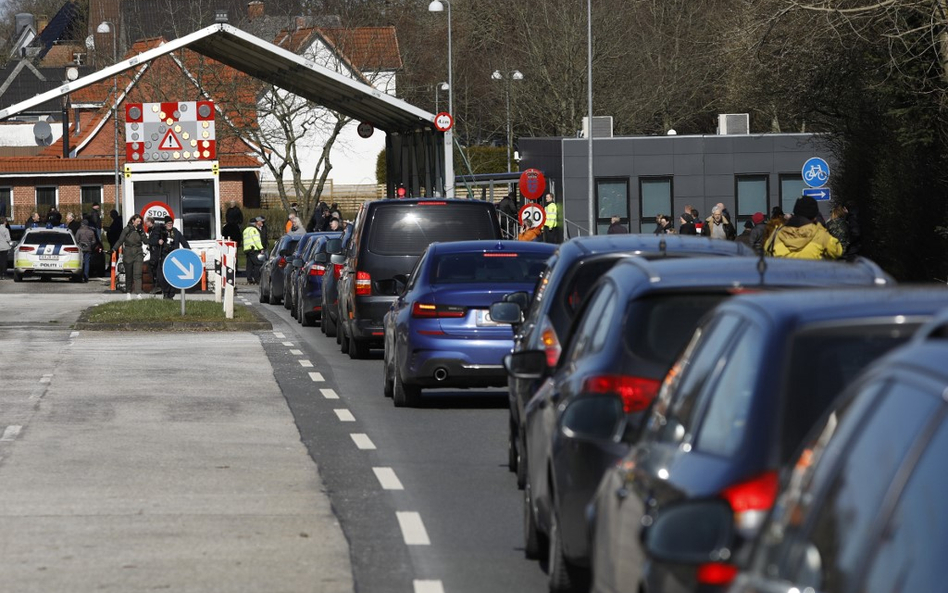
159, 129, 183, 151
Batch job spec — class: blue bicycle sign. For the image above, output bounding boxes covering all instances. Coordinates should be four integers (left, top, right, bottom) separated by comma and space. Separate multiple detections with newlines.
802, 157, 830, 188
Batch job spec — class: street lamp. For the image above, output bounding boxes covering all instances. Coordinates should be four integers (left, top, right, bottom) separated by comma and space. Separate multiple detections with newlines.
434, 81, 449, 113
586, 0, 594, 234
97, 21, 120, 217
491, 70, 523, 173
428, 0, 454, 197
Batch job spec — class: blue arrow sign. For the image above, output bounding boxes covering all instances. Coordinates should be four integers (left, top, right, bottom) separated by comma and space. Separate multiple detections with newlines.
162, 248, 203, 290
802, 157, 830, 188
803, 188, 831, 201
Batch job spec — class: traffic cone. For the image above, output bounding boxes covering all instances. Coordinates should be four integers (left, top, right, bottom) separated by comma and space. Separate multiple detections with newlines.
201, 251, 207, 291
110, 250, 117, 291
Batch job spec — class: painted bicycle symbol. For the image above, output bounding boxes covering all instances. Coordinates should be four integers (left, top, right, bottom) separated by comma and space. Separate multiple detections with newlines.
804, 165, 828, 183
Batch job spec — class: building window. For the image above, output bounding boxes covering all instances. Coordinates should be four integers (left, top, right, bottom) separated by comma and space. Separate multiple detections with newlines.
0, 187, 11, 221
81, 186, 102, 216
780, 175, 806, 216
35, 186, 57, 217
639, 177, 672, 234
596, 178, 629, 235
736, 176, 768, 223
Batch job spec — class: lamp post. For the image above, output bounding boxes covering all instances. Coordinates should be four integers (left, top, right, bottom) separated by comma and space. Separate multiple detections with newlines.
586, 0, 595, 235
491, 70, 523, 173
434, 81, 449, 113
428, 0, 454, 197
97, 21, 119, 217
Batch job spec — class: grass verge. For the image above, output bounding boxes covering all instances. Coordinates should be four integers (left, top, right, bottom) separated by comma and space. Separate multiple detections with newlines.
76, 299, 270, 331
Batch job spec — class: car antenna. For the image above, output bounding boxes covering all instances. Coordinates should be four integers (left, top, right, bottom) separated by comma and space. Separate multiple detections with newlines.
757, 251, 768, 285
659, 237, 667, 257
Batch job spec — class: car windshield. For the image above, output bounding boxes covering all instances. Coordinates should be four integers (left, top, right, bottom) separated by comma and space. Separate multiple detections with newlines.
23, 232, 73, 246
367, 204, 497, 256
430, 252, 550, 284
624, 292, 729, 365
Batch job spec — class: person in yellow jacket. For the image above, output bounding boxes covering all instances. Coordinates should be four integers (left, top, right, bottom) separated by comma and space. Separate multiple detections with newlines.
543, 192, 560, 243
243, 217, 265, 284
765, 195, 842, 260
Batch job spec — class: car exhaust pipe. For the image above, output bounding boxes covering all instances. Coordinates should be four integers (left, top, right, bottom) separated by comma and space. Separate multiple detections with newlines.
434, 367, 449, 382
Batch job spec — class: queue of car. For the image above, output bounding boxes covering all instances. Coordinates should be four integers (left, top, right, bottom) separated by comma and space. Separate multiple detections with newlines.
256, 197, 948, 593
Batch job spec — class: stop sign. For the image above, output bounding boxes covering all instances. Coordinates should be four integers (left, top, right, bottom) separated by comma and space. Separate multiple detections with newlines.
519, 168, 546, 201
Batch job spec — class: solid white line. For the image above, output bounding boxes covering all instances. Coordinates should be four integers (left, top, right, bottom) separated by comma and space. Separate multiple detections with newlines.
413, 581, 445, 593
273, 332, 285, 338
396, 512, 431, 545
290, 349, 303, 355
282, 341, 294, 347
0, 425, 22, 442
308, 372, 325, 382
350, 433, 376, 450
334, 409, 355, 422
320, 388, 339, 399
298, 360, 313, 368
372, 467, 405, 490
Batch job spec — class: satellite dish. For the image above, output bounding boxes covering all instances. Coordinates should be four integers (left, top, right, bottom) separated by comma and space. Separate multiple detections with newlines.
85, 35, 94, 50
66, 67, 79, 81
33, 120, 52, 146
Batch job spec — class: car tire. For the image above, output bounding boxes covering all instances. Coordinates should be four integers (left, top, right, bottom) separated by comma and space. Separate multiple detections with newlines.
269, 287, 280, 306
393, 363, 421, 408
508, 418, 518, 473
516, 431, 528, 490
349, 334, 369, 359
548, 510, 588, 593
340, 325, 349, 353
524, 479, 546, 561
319, 309, 327, 334
258, 284, 266, 303
324, 310, 337, 337
383, 350, 395, 398
301, 304, 314, 327
284, 291, 293, 310
13, 271, 22, 282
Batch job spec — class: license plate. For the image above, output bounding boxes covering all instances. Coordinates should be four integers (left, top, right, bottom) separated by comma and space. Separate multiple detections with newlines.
39, 255, 58, 260
476, 309, 502, 327
38, 262, 59, 268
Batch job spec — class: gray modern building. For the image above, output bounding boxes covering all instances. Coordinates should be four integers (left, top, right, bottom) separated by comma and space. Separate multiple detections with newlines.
519, 133, 834, 236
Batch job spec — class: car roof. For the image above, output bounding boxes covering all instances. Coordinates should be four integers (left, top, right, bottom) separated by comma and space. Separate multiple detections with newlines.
426, 240, 557, 255
605, 256, 893, 293
368, 198, 496, 207
717, 287, 948, 329
554, 234, 753, 260
866, 334, 948, 384
23, 226, 73, 234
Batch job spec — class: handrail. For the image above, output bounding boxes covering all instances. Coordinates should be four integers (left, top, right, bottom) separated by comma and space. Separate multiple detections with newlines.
498, 211, 519, 240
564, 218, 591, 239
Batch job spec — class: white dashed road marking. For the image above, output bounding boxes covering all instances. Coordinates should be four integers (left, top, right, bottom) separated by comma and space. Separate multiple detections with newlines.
350, 433, 376, 450
308, 372, 325, 382
396, 512, 431, 545
273, 332, 285, 339
334, 409, 355, 422
39, 375, 52, 384
372, 467, 405, 490
1, 425, 22, 442
414, 581, 445, 593
282, 341, 294, 347
298, 360, 313, 368
290, 349, 303, 355
320, 388, 339, 399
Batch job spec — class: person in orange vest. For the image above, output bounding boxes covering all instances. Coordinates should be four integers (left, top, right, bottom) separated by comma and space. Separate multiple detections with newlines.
518, 217, 543, 241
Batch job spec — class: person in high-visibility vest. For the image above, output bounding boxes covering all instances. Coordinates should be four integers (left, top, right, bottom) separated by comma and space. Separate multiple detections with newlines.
543, 192, 560, 243
243, 217, 265, 284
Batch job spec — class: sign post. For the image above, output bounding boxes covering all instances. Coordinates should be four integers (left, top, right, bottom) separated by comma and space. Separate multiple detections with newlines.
162, 248, 203, 316
221, 240, 236, 319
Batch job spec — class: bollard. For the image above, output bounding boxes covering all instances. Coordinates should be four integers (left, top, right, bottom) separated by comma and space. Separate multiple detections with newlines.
110, 250, 117, 291
200, 251, 207, 291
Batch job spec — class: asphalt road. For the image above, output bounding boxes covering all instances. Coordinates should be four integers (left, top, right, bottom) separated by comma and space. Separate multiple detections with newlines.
245, 289, 549, 593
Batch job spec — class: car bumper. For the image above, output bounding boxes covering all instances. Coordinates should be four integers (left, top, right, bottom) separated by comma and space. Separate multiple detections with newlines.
405, 338, 512, 387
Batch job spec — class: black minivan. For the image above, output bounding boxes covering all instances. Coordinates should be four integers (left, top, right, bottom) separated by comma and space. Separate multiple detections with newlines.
334, 198, 501, 359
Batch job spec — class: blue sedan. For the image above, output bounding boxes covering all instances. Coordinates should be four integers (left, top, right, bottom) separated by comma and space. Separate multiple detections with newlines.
383, 240, 556, 407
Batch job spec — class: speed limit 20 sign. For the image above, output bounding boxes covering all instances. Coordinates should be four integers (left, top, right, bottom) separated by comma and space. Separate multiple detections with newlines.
434, 112, 454, 132
518, 203, 546, 228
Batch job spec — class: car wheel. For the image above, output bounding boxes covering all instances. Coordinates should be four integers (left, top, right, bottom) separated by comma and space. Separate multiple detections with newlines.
319, 309, 327, 334
523, 479, 546, 561
324, 309, 337, 337
516, 429, 528, 490
269, 287, 280, 306
13, 271, 22, 282
284, 291, 293, 310
349, 334, 369, 359
383, 349, 395, 398
508, 418, 518, 473
258, 283, 266, 303
301, 304, 314, 327
548, 510, 588, 593
392, 363, 421, 408
340, 324, 349, 353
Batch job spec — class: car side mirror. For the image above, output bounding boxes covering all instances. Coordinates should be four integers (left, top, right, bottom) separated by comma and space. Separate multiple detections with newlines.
644, 499, 735, 565
392, 274, 409, 294
504, 291, 531, 311
313, 252, 329, 264
326, 238, 343, 255
292, 257, 303, 268
330, 253, 346, 266
490, 301, 522, 325
503, 350, 549, 380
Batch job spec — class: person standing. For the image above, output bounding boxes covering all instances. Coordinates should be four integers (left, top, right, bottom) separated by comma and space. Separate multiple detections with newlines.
608, 216, 629, 234
26, 212, 41, 228
748, 212, 767, 254
498, 192, 518, 219
153, 216, 191, 299
223, 200, 244, 246
700, 205, 736, 240
243, 217, 265, 285
678, 212, 697, 235
825, 204, 851, 258
543, 192, 560, 243
46, 207, 62, 227
765, 196, 842, 259
66, 212, 81, 234
518, 217, 543, 241
106, 209, 122, 250
75, 219, 97, 282
0, 218, 11, 280
88, 203, 102, 237
113, 214, 146, 297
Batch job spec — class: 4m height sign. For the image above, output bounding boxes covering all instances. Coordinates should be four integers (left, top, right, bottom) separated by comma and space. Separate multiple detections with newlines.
125, 101, 217, 163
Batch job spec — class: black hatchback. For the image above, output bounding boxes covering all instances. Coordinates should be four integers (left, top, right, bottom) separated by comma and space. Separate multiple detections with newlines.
588, 287, 948, 593
508, 258, 895, 593
334, 198, 501, 359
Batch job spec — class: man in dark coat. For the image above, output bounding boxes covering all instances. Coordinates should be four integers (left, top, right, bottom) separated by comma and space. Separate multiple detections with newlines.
607, 215, 629, 234
498, 192, 518, 219
152, 216, 192, 299
223, 201, 244, 246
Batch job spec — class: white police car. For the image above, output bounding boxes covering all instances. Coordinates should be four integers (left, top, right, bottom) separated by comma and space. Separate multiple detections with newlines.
13, 227, 83, 282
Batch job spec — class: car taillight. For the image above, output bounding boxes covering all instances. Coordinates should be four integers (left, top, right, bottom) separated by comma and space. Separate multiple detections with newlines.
355, 271, 371, 295
582, 375, 661, 413
333, 264, 343, 279
63, 246, 80, 253
18, 245, 35, 252
309, 265, 326, 277
721, 470, 779, 535
277, 256, 287, 269
696, 562, 739, 586
540, 318, 561, 367
411, 302, 466, 318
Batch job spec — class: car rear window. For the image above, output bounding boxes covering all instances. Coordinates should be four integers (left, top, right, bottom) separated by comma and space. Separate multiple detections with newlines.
624, 293, 729, 365
778, 322, 923, 462
367, 203, 497, 256
431, 252, 550, 284
23, 231, 73, 246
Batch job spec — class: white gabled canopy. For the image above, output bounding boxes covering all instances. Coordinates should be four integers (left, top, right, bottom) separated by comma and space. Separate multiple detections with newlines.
0, 23, 436, 134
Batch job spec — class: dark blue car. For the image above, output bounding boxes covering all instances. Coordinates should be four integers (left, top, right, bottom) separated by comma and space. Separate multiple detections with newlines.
294, 232, 342, 327
382, 240, 556, 407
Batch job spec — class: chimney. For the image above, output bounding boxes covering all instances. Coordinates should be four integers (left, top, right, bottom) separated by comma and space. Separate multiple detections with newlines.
248, 1, 264, 21
295, 16, 310, 31
36, 14, 49, 34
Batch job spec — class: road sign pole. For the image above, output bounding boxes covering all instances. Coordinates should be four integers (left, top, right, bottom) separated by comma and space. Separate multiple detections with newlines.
181, 288, 186, 316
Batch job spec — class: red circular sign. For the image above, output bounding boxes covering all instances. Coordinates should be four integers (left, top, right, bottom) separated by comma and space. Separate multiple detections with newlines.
519, 168, 546, 201
140, 201, 174, 222
518, 203, 546, 228
357, 122, 374, 138
434, 112, 454, 132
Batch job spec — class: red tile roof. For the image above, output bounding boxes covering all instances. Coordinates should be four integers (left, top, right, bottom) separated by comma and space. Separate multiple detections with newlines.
320, 27, 402, 71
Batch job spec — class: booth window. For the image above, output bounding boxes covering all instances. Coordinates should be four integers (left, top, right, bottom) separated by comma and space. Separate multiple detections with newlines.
595, 178, 629, 234
35, 186, 57, 216
181, 180, 214, 241
779, 174, 806, 215
639, 177, 672, 234
736, 176, 768, 223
